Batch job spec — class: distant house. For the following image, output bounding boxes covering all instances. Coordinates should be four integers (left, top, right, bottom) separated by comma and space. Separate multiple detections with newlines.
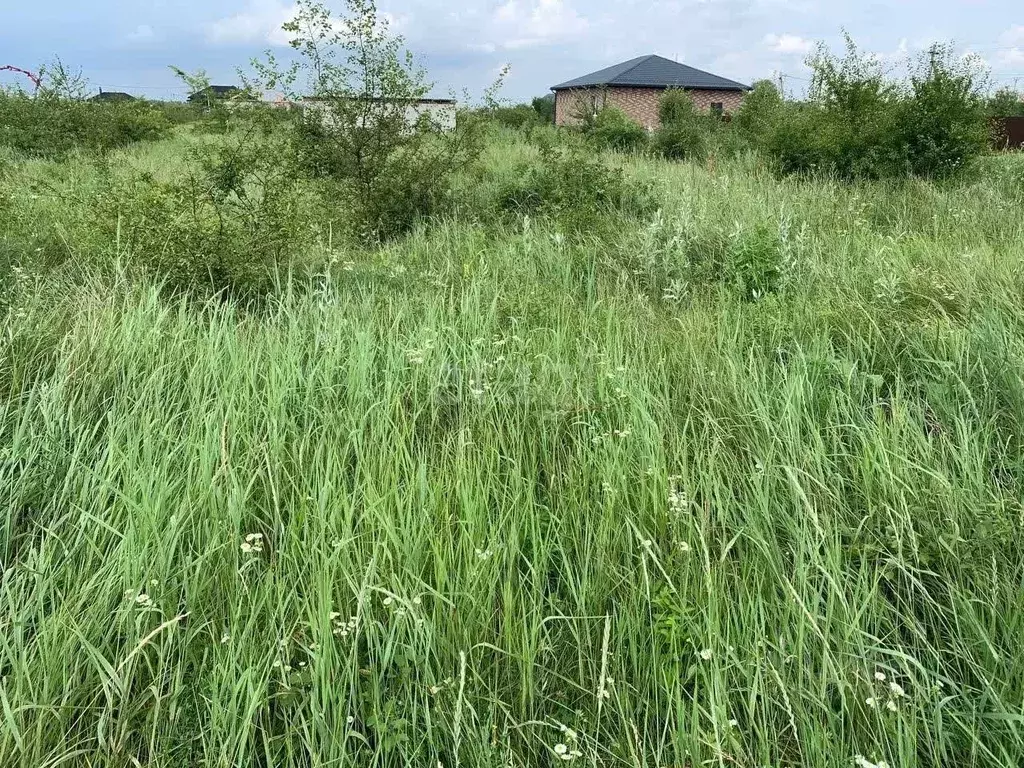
299, 96, 457, 132
188, 85, 243, 104
90, 90, 135, 103
551, 54, 751, 129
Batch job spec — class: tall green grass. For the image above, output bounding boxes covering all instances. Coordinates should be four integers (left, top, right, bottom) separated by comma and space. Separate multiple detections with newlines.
1, 136, 1024, 767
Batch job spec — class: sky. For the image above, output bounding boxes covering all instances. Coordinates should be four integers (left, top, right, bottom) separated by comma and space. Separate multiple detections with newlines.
1, 0, 1022, 102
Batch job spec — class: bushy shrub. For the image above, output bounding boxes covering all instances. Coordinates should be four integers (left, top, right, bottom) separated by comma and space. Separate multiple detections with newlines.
899, 46, 991, 178
488, 104, 544, 130
987, 87, 1024, 118
733, 80, 784, 142
726, 223, 784, 300
761, 37, 990, 180
251, 0, 493, 243
658, 89, 700, 126
496, 139, 656, 237
653, 90, 714, 161
89, 128, 312, 297
532, 95, 556, 124
586, 107, 649, 153
653, 121, 709, 161
0, 93, 171, 158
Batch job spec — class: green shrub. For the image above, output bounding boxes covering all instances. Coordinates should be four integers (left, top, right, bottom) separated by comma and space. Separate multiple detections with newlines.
733, 80, 784, 142
987, 87, 1024, 118
898, 45, 991, 178
0, 93, 171, 158
586, 107, 649, 153
532, 95, 556, 124
488, 104, 544, 131
496, 139, 656, 237
659, 89, 701, 126
85, 127, 314, 297
653, 121, 709, 161
653, 90, 714, 161
726, 223, 784, 300
251, 0, 493, 243
762, 37, 990, 180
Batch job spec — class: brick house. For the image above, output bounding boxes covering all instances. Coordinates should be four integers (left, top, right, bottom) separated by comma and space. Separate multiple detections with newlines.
552, 55, 751, 129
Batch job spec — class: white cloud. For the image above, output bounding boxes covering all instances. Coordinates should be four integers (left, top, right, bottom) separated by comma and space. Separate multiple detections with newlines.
999, 25, 1024, 47
997, 48, 1024, 68
206, 1, 297, 46
206, 1, 405, 47
763, 33, 813, 55
490, 0, 589, 50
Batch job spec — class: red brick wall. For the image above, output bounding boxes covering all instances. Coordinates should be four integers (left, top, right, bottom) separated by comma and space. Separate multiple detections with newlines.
555, 87, 746, 129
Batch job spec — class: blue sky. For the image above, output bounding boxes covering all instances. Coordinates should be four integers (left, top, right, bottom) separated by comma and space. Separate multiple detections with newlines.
2, 0, 1022, 101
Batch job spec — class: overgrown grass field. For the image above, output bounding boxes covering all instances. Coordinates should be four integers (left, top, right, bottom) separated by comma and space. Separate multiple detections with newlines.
2, 129, 1024, 767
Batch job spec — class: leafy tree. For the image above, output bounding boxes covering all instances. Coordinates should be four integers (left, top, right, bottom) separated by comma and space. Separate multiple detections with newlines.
653, 90, 714, 161
587, 106, 648, 153
732, 79, 783, 141
761, 35, 990, 179
987, 86, 1024, 118
532, 94, 555, 124
251, 0, 498, 241
898, 44, 990, 178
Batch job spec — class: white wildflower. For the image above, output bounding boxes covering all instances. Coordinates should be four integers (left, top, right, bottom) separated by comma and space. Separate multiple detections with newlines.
889, 682, 905, 698
699, 649, 713, 661
347, 715, 355, 725
874, 671, 887, 682
241, 533, 264, 555
886, 699, 898, 713
221, 633, 231, 644
554, 744, 568, 756
728, 719, 738, 728
865, 697, 878, 708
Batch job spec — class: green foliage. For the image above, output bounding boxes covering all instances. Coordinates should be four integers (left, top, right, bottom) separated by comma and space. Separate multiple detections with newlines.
732, 79, 784, 141
532, 94, 556, 124
487, 103, 543, 130
496, 139, 655, 236
658, 88, 701, 126
248, 0, 493, 242
100, 125, 311, 296
653, 120, 709, 161
762, 37, 990, 180
653, 90, 715, 161
585, 106, 649, 153
987, 87, 1024, 118
0, 92, 171, 158
900, 45, 991, 177
726, 222, 785, 300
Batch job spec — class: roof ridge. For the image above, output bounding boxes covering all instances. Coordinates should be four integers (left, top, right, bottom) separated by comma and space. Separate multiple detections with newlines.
655, 57, 748, 89
611, 54, 658, 84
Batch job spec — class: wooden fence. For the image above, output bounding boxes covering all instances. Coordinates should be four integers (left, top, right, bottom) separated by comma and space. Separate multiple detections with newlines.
993, 117, 1024, 150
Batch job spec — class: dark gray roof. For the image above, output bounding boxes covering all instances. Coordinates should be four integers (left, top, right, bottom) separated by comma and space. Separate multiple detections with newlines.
551, 55, 750, 92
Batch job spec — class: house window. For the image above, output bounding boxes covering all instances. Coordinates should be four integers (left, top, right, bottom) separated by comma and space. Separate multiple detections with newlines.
711, 102, 724, 117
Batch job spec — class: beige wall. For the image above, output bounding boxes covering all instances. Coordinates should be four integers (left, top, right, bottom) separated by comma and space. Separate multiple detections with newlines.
555, 87, 746, 129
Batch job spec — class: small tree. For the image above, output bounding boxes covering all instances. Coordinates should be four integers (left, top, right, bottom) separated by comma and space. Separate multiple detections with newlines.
987, 86, 1024, 118
658, 89, 699, 125
587, 106, 648, 153
733, 79, 783, 141
898, 44, 989, 178
532, 94, 555, 124
653, 89, 712, 161
253, 0, 495, 241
